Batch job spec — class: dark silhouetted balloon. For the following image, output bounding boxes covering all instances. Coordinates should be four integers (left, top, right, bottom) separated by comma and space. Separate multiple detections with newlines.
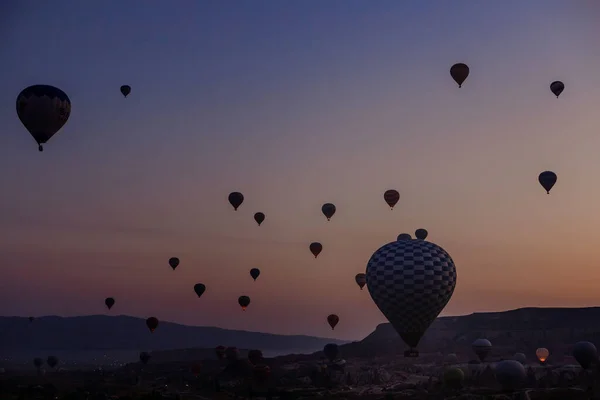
194, 283, 206, 298
238, 295, 250, 311
323, 343, 339, 362
415, 229, 428, 240
215, 346, 226, 360
248, 349, 263, 365
573, 341, 597, 370
168, 257, 180, 270
450, 63, 470, 88
120, 85, 131, 98
536, 347, 549, 363
29, 316, 34, 323
550, 81, 564, 98
321, 203, 336, 221
472, 338, 492, 362
139, 352, 151, 365
228, 192, 244, 210
397, 233, 412, 241
254, 212, 265, 226
250, 268, 260, 281
538, 171, 557, 194
253, 364, 271, 384
327, 314, 339, 330
355, 273, 366, 290
309, 242, 323, 258
105, 297, 115, 310
146, 317, 159, 333
383, 190, 400, 209
495, 360, 526, 391
47, 356, 58, 369
443, 367, 464, 389
16, 85, 71, 152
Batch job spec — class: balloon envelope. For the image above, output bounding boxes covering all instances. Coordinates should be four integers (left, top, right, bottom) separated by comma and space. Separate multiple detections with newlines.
120, 85, 131, 97
323, 343, 339, 362
415, 229, 428, 240
309, 242, 323, 258
327, 314, 339, 330
366, 240, 456, 350
450, 63, 470, 87
550, 81, 564, 98
254, 212, 265, 226
397, 233, 412, 241
536, 347, 549, 363
321, 203, 336, 221
146, 317, 159, 333
105, 297, 115, 310
168, 257, 180, 270
16, 85, 71, 151
194, 283, 206, 298
250, 268, 260, 281
355, 273, 366, 290
495, 360, 526, 390
238, 295, 250, 310
228, 192, 244, 210
383, 190, 400, 209
472, 338, 492, 362
573, 341, 597, 369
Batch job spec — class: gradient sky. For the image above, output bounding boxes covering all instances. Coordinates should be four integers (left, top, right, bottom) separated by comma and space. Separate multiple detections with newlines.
1, 1, 600, 341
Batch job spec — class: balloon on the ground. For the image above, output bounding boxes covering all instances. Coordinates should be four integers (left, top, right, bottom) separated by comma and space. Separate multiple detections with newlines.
215, 346, 226, 360
366, 239, 457, 354
248, 349, 263, 365
445, 353, 458, 365
472, 338, 492, 362
572, 341, 597, 369
16, 85, 71, 152
443, 367, 464, 389
495, 360, 526, 390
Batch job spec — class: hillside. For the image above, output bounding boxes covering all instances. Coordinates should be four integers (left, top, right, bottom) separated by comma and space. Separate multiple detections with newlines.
338, 307, 600, 362
0, 315, 346, 362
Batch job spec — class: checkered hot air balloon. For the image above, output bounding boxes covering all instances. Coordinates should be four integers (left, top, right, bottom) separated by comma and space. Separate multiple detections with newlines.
366, 239, 456, 356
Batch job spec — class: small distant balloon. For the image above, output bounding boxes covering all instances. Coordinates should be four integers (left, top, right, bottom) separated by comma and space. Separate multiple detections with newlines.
105, 297, 115, 310
397, 233, 412, 241
536, 348, 549, 363
168, 257, 180, 270
472, 338, 492, 362
238, 295, 250, 311
16, 85, 72, 152
550, 81, 564, 98
250, 268, 260, 281
310, 242, 323, 258
228, 192, 244, 210
46, 356, 58, 369
120, 85, 131, 98
538, 171, 557, 194
327, 314, 339, 330
254, 212, 265, 226
415, 229, 428, 240
139, 352, 151, 365
194, 283, 206, 298
355, 273, 366, 290
28, 317, 34, 323
450, 63, 470, 88
146, 317, 159, 333
321, 203, 336, 221
383, 190, 400, 209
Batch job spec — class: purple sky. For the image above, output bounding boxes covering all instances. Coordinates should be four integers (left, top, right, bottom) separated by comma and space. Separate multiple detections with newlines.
1, 1, 600, 341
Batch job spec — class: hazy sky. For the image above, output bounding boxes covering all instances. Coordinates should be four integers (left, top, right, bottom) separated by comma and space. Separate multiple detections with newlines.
1, 1, 600, 341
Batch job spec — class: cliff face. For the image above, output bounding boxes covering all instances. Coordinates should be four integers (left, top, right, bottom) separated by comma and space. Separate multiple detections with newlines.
340, 307, 600, 362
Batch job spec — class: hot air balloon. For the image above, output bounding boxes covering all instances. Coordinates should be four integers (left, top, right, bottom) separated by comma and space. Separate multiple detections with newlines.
415, 229, 428, 240
472, 339, 492, 362
28, 317, 34, 323
366, 239, 456, 357
355, 273, 366, 290
495, 360, 526, 391
146, 317, 159, 333
120, 85, 131, 98
323, 343, 339, 362
450, 63, 470, 88
228, 192, 244, 210
168, 257, 180, 270
33, 358, 43, 368
445, 353, 458, 365
248, 349, 263, 365
250, 268, 260, 281
238, 295, 250, 311
46, 356, 58, 369
572, 341, 597, 370
321, 203, 336, 221
327, 314, 339, 330
514, 353, 526, 365
443, 367, 464, 389
253, 364, 271, 384
105, 297, 115, 310
397, 233, 412, 241
254, 212, 265, 226
139, 352, 151, 365
383, 189, 400, 209
16, 85, 71, 152
215, 346, 226, 360
194, 283, 206, 298
309, 242, 323, 258
538, 171, 557, 194
225, 347, 239, 362
536, 347, 549, 364
550, 81, 564, 98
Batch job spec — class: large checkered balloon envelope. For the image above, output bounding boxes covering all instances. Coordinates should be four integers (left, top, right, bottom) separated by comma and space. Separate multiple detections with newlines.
366, 239, 456, 351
